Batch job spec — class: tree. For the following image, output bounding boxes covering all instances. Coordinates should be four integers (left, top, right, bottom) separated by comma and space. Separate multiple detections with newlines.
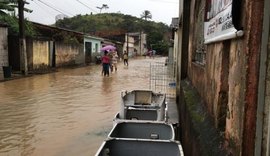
140, 10, 152, 21
0, 0, 32, 15
96, 4, 109, 13
0, 0, 16, 15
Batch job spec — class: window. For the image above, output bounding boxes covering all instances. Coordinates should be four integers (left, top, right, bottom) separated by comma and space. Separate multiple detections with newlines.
95, 43, 98, 52
193, 1, 206, 65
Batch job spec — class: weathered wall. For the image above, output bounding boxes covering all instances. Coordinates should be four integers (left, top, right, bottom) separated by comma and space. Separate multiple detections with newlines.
8, 37, 85, 70
180, 80, 228, 156
32, 40, 49, 69
55, 42, 82, 67
0, 26, 8, 78
84, 37, 101, 64
8, 38, 50, 71
262, 35, 270, 156
84, 38, 101, 53
225, 40, 246, 153
180, 0, 264, 155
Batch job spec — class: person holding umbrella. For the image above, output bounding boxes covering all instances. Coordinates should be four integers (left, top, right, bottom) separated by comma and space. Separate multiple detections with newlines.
111, 50, 119, 72
101, 50, 111, 77
100, 45, 116, 76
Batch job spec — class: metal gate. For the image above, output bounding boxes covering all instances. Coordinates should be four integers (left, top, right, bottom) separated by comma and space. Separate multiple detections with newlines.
149, 60, 176, 97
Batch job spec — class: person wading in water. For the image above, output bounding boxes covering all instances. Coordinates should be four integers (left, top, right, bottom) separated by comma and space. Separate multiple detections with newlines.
101, 51, 111, 77
123, 51, 128, 66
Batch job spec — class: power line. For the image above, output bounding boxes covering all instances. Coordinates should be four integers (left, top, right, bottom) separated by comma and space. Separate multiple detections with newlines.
75, 0, 98, 13
32, 0, 55, 17
149, 0, 178, 4
35, 0, 74, 16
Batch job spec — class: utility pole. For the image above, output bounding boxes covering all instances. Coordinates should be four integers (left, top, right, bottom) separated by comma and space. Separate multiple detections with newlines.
126, 33, 129, 55
18, 0, 28, 75
139, 31, 141, 55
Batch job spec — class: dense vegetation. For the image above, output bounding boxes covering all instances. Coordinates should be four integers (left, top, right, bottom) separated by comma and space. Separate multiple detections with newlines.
55, 13, 172, 55
0, 0, 35, 36
0, 15, 36, 36
1, 0, 172, 55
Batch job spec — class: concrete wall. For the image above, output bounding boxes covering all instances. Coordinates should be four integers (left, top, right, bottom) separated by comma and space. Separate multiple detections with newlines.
8, 37, 85, 70
55, 42, 82, 67
84, 37, 101, 53
124, 35, 135, 56
179, 0, 265, 155
84, 37, 101, 64
9, 38, 50, 71
0, 26, 9, 78
133, 33, 147, 56
262, 31, 270, 156
259, 2, 270, 154
32, 40, 49, 69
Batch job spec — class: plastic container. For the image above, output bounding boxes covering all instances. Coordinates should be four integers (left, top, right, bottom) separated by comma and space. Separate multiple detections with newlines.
2, 66, 11, 78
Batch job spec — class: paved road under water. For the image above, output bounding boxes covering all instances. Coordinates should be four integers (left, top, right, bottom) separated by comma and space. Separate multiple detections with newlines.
0, 57, 165, 156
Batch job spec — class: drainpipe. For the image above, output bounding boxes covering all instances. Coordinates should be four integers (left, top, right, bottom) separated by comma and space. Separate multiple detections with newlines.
255, 0, 270, 155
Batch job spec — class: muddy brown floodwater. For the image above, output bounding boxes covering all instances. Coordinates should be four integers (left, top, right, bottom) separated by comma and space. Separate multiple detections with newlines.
0, 57, 165, 156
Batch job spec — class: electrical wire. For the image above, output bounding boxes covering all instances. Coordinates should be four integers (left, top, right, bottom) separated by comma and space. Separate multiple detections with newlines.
35, 0, 74, 16
75, 0, 98, 13
32, 0, 55, 17
148, 0, 178, 4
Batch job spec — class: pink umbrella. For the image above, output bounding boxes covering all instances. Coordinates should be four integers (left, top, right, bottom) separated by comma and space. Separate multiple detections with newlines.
101, 45, 116, 51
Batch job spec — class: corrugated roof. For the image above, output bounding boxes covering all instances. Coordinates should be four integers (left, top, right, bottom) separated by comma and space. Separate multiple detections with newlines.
32, 21, 103, 40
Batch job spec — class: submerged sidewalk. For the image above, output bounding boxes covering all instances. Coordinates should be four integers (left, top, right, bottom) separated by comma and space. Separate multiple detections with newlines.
166, 97, 180, 140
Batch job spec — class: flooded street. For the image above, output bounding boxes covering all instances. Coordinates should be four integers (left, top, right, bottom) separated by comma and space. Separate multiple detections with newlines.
0, 57, 165, 156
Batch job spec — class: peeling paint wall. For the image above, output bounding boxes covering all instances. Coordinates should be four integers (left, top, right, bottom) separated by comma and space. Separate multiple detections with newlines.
225, 40, 246, 153
0, 26, 8, 77
32, 40, 49, 69
262, 24, 270, 156
263, 38, 270, 155
55, 43, 81, 67
181, 0, 265, 155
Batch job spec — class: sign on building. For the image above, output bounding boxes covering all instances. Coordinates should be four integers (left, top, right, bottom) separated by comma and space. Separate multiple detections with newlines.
204, 0, 243, 44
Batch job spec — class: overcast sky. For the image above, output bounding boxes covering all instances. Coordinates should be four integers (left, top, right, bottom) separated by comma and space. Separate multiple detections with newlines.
24, 0, 179, 25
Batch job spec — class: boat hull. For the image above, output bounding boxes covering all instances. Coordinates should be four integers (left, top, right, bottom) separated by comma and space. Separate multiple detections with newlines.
108, 121, 175, 140
118, 90, 167, 122
95, 139, 184, 156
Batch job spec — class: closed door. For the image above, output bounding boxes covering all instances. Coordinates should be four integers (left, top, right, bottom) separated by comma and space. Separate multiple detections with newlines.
85, 42, 92, 64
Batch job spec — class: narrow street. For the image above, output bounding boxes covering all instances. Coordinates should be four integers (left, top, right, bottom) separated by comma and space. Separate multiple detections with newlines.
0, 57, 165, 156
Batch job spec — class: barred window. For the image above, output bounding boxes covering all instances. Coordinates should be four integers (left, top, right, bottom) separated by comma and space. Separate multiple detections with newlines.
195, 48, 206, 65
193, 1, 206, 65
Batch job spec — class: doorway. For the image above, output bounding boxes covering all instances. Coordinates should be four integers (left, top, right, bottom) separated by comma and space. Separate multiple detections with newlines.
85, 42, 92, 64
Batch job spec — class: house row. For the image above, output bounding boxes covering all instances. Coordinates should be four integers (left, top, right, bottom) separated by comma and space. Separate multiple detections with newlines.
0, 21, 147, 78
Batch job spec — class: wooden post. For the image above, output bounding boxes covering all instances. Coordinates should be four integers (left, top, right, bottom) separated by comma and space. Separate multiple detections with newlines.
139, 31, 141, 55
126, 33, 129, 55
18, 0, 28, 75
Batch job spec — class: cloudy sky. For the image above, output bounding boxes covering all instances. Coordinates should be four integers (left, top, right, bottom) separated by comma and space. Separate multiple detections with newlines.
24, 0, 179, 25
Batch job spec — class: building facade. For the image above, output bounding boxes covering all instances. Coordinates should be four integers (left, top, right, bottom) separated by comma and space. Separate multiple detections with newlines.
176, 0, 270, 156
0, 23, 9, 79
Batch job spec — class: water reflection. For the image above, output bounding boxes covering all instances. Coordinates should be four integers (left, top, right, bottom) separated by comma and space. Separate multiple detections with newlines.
101, 77, 113, 94
0, 57, 164, 156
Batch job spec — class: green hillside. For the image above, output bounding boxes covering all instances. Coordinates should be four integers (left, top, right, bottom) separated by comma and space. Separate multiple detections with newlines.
55, 13, 172, 55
